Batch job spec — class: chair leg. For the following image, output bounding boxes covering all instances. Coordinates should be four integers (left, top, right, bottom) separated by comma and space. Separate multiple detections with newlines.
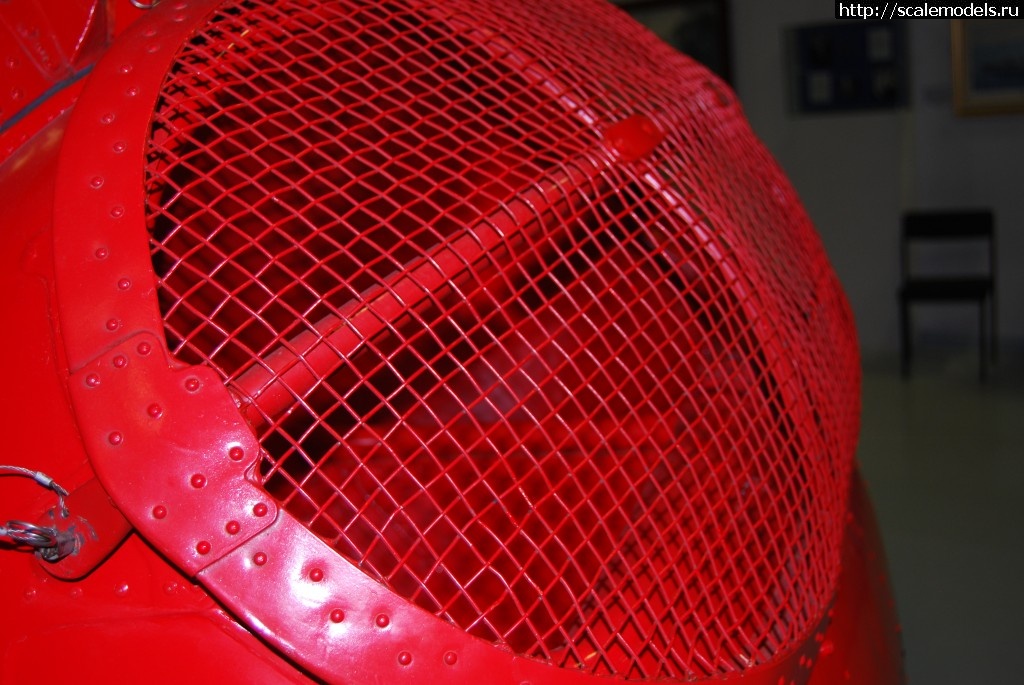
979, 299, 988, 382
900, 298, 911, 378
990, 294, 998, 363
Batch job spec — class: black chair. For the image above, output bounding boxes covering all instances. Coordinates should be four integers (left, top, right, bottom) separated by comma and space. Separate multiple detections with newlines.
899, 210, 996, 380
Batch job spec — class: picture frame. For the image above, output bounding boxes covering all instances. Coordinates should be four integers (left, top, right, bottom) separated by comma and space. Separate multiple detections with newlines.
617, 0, 732, 83
788, 20, 908, 114
952, 19, 1024, 116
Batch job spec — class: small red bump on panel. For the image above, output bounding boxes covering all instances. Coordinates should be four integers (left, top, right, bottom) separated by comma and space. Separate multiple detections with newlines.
108, 431, 123, 446
137, 342, 151, 355
113, 354, 127, 368
196, 541, 211, 555
225, 520, 241, 535
603, 113, 664, 162
820, 639, 835, 656
85, 374, 100, 388
397, 651, 412, 666
147, 403, 163, 418
190, 474, 206, 489
443, 651, 458, 666
309, 568, 324, 582
113, 141, 128, 153
228, 446, 245, 461
89, 176, 104, 189
375, 613, 390, 628
253, 552, 268, 566
117, 278, 131, 290
152, 505, 167, 519
330, 609, 345, 623
184, 377, 201, 392
94, 247, 108, 260
105, 319, 120, 332
253, 503, 269, 517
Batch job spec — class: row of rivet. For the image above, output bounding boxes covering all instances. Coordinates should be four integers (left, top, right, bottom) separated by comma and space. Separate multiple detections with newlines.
73, 4, 450, 677
86, 349, 264, 556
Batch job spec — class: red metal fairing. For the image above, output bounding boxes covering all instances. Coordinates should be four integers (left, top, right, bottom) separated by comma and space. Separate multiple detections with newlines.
1, 0, 903, 682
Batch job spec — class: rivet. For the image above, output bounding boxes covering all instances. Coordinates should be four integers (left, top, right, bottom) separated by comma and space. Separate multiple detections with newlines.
106, 318, 120, 332
85, 373, 101, 388
196, 540, 211, 555
228, 446, 244, 461
143, 27, 157, 38
147, 403, 163, 418
173, 12, 186, 22
70, 588, 83, 599
137, 342, 151, 355
190, 473, 206, 489
112, 140, 127, 153
443, 651, 458, 666
110, 205, 125, 218
95, 247, 109, 259
120, 64, 133, 74
100, 113, 115, 124
146, 44, 160, 54
375, 613, 390, 628
114, 582, 129, 596
113, 354, 127, 368
185, 377, 200, 392
397, 651, 412, 666
90, 176, 104, 189
152, 505, 167, 519
23, 588, 36, 601
253, 502, 268, 517
253, 552, 267, 566
309, 567, 324, 582
108, 431, 123, 446
125, 87, 139, 97
225, 520, 241, 535
330, 609, 345, 623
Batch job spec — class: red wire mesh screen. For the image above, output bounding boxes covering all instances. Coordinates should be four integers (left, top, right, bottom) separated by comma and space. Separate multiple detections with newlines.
144, 0, 860, 679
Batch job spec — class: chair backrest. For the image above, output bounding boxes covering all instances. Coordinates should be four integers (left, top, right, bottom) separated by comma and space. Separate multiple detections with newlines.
900, 210, 995, 282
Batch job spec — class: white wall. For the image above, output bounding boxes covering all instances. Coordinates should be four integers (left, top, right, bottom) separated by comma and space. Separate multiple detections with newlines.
729, 0, 1024, 357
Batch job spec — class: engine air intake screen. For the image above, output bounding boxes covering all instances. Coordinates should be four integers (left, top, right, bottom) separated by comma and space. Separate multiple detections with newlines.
144, 0, 860, 680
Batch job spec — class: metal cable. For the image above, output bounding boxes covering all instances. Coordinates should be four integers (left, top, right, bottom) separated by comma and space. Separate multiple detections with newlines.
0, 465, 71, 555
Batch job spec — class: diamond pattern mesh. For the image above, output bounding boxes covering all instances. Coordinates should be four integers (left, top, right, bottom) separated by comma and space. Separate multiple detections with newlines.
144, 0, 860, 679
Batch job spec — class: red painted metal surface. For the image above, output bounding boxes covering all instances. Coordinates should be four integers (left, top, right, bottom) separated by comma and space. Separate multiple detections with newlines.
0, 0, 904, 683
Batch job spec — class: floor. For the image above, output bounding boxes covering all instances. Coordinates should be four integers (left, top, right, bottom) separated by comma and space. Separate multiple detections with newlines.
857, 349, 1024, 685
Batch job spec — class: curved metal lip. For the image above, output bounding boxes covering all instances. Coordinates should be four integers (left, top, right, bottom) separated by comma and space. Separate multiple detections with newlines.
49, 1, 834, 682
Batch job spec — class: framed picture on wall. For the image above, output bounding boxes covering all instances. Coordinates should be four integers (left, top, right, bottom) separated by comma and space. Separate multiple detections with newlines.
952, 19, 1024, 116
789, 20, 908, 113
617, 0, 732, 83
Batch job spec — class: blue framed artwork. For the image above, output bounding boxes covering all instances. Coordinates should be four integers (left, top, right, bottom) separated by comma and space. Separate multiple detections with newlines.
791, 20, 908, 113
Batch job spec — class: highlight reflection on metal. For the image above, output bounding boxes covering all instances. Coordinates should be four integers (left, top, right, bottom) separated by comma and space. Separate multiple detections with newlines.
0, 1, 904, 683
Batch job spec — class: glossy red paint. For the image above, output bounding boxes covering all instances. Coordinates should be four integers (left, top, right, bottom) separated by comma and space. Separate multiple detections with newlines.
1, 1, 904, 683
